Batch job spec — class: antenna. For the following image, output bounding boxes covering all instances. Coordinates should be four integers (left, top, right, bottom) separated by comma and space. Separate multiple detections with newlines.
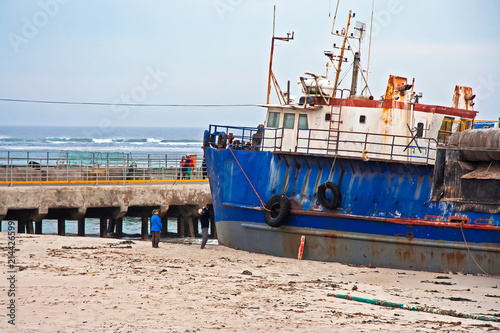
331, 0, 341, 35
272, 4, 276, 36
366, 0, 374, 85
266, 6, 294, 104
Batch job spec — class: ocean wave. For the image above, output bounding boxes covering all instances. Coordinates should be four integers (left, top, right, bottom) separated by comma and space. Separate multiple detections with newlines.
46, 137, 71, 141
46, 137, 91, 143
159, 141, 203, 146
147, 138, 162, 143
0, 138, 37, 142
92, 138, 113, 144
125, 138, 147, 143
1, 137, 202, 145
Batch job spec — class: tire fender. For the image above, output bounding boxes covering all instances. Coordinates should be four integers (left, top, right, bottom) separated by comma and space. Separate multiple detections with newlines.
264, 194, 290, 227
317, 182, 341, 209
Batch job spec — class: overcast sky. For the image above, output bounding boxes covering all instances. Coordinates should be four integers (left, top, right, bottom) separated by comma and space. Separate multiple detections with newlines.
1, 0, 499, 128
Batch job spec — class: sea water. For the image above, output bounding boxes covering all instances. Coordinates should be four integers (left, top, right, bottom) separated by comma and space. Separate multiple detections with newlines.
0, 125, 204, 157
0, 125, 210, 239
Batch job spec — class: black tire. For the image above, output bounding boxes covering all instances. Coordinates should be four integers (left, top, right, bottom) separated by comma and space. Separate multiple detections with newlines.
264, 194, 290, 227
217, 133, 227, 149
318, 182, 341, 209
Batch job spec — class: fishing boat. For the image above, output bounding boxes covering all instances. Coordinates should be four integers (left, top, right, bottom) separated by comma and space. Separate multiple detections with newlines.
203, 10, 500, 275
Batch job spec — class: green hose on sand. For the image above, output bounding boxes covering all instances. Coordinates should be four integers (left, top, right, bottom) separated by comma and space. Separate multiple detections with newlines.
331, 293, 499, 322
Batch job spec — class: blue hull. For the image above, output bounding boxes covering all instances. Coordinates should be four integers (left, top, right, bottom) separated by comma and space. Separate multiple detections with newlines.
205, 147, 500, 275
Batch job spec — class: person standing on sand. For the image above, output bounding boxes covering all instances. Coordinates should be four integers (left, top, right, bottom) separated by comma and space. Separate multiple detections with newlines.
199, 206, 209, 249
151, 209, 162, 248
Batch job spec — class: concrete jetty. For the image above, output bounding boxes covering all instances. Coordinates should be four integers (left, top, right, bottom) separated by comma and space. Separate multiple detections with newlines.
0, 183, 212, 239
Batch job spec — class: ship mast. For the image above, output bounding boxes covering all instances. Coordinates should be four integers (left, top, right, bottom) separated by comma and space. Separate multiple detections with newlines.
266, 6, 294, 104
332, 10, 352, 98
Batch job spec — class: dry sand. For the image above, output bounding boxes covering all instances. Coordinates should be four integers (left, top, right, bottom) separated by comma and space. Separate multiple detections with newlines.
1, 233, 499, 332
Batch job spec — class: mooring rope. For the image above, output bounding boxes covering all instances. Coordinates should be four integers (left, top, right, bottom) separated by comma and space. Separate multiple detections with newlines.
329, 153, 337, 180
332, 293, 499, 322
460, 221, 489, 275
228, 147, 268, 211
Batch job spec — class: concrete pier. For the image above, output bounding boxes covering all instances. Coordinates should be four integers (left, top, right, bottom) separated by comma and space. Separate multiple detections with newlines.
0, 184, 212, 238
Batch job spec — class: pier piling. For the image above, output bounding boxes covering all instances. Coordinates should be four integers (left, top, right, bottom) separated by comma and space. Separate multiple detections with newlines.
107, 218, 116, 235
25, 220, 34, 234
161, 215, 168, 236
115, 218, 123, 238
77, 217, 85, 236
18, 220, 26, 233
177, 215, 184, 237
141, 216, 148, 241
58, 218, 65, 236
35, 221, 43, 234
99, 218, 107, 238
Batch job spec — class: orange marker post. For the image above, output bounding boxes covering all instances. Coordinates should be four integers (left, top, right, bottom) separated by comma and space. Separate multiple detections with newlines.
297, 235, 305, 260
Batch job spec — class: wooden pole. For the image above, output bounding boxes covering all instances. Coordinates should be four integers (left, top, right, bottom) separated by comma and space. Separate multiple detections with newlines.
297, 235, 305, 260
77, 217, 85, 236
141, 216, 149, 241
57, 218, 65, 236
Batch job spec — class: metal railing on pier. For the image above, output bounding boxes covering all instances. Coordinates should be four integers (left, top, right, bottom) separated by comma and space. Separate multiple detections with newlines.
0, 151, 207, 186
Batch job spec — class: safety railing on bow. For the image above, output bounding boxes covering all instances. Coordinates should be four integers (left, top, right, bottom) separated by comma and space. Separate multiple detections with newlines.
0, 151, 208, 186
205, 125, 283, 151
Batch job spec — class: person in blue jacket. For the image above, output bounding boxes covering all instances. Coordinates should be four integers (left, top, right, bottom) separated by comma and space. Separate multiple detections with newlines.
151, 209, 162, 248
199, 206, 210, 249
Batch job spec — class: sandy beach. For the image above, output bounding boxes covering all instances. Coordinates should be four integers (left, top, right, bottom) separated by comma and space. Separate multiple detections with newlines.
1, 233, 499, 332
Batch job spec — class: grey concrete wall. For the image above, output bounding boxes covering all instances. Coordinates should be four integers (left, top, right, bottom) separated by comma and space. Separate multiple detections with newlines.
0, 184, 212, 221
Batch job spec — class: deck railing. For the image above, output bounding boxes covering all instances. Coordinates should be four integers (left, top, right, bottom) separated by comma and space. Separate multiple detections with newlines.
206, 125, 438, 164
0, 151, 207, 186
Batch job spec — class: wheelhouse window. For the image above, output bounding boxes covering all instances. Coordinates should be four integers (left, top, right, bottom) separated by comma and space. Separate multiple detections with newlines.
267, 112, 280, 128
438, 116, 454, 143
298, 114, 308, 129
283, 113, 295, 129
416, 122, 424, 137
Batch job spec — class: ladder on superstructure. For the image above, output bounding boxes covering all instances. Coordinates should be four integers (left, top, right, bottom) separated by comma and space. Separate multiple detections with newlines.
326, 95, 343, 155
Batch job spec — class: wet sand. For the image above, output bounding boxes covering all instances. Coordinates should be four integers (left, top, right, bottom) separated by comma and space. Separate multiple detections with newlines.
1, 234, 499, 332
